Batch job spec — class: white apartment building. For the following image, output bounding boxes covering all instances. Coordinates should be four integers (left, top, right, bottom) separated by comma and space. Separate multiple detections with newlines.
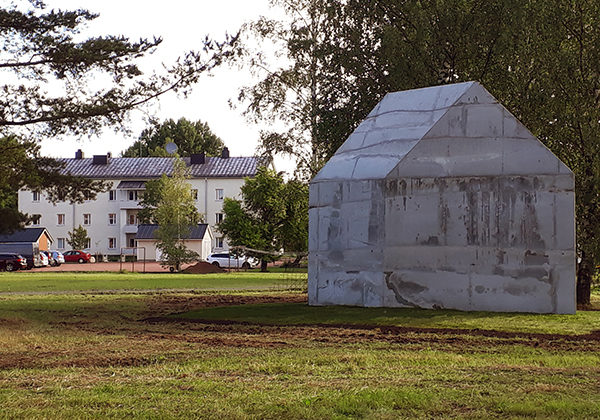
18, 149, 257, 256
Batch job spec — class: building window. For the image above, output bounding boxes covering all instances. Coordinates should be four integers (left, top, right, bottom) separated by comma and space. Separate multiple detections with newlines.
192, 189, 198, 200
128, 190, 138, 201
57, 214, 65, 226
31, 214, 41, 225
216, 213, 224, 224
215, 189, 224, 200
83, 214, 91, 225
216, 237, 224, 248
128, 214, 138, 225
84, 238, 91, 249
108, 238, 116, 249
57, 238, 65, 249
129, 238, 136, 248
108, 213, 116, 225
32, 191, 40, 202
109, 190, 116, 201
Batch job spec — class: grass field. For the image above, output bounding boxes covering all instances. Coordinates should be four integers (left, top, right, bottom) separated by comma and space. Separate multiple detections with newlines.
0, 270, 307, 293
0, 272, 599, 418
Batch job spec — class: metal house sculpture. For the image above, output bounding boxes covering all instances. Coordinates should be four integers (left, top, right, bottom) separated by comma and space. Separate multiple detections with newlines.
308, 82, 575, 314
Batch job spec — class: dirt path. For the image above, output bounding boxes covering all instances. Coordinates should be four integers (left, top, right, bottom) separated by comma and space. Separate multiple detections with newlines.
2, 294, 598, 370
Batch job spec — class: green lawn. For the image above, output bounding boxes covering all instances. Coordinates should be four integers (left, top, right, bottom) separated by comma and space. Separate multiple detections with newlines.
0, 271, 307, 293
177, 300, 600, 335
0, 273, 598, 418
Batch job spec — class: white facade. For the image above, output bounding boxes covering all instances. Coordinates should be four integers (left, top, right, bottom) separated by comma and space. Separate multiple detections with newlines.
18, 156, 255, 256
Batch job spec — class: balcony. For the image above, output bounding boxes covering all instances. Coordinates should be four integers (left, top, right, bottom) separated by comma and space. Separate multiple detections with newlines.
122, 224, 139, 234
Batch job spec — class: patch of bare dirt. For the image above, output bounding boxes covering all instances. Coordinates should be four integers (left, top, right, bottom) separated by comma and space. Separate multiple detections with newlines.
2, 294, 599, 370
145, 293, 305, 316
182, 261, 224, 274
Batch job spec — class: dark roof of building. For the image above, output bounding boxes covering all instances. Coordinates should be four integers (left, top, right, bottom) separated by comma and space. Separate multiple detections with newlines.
0, 227, 53, 243
60, 156, 258, 179
116, 181, 146, 190
135, 224, 210, 240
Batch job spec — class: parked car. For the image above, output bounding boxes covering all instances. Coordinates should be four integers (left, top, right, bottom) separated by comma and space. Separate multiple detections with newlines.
0, 253, 27, 271
42, 250, 64, 267
48, 250, 65, 266
206, 253, 259, 269
38, 252, 49, 267
63, 250, 92, 263
0, 243, 39, 269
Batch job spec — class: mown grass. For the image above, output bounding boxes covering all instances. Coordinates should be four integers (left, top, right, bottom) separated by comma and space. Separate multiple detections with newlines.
177, 301, 600, 335
0, 271, 307, 293
0, 276, 598, 418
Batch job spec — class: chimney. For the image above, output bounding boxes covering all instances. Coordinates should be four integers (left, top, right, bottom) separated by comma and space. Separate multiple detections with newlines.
221, 147, 230, 159
75, 149, 84, 159
190, 152, 205, 164
92, 155, 109, 165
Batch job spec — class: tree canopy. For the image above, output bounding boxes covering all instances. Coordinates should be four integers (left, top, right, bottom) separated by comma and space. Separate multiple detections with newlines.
67, 225, 90, 250
121, 118, 225, 157
219, 167, 308, 271
240, 0, 600, 303
0, 135, 108, 233
0, 1, 236, 234
154, 158, 202, 272
0, 2, 238, 138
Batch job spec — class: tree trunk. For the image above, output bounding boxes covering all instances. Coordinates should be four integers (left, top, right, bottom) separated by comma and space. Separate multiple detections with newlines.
577, 257, 592, 306
260, 259, 268, 272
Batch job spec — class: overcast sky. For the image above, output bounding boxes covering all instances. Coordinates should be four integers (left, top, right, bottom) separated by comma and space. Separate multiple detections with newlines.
40, 1, 290, 171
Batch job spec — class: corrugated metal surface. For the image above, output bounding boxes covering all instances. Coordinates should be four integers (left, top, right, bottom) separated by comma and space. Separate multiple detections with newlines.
61, 156, 257, 179
135, 224, 209, 240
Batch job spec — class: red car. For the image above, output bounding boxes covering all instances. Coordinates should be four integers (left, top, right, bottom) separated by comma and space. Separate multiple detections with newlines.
63, 250, 92, 263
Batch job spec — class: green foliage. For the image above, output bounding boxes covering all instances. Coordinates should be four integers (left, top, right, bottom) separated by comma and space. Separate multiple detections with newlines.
0, 135, 109, 233
244, 0, 600, 302
219, 167, 308, 270
67, 225, 90, 250
122, 118, 225, 157
154, 158, 202, 271
137, 179, 162, 224
0, 2, 238, 138
0, 1, 237, 234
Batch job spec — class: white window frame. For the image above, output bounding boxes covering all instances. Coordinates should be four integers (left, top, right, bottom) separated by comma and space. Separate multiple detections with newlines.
108, 213, 117, 225
216, 213, 224, 224
108, 237, 117, 249
215, 189, 224, 200
84, 238, 91, 249
32, 191, 40, 202
83, 213, 91, 226
57, 213, 65, 226
109, 190, 117, 201
31, 214, 41, 225
128, 190, 138, 201
57, 238, 65, 249
216, 237, 224, 248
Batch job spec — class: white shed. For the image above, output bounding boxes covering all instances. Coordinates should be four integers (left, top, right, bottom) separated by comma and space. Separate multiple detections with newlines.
309, 82, 575, 314
135, 224, 213, 261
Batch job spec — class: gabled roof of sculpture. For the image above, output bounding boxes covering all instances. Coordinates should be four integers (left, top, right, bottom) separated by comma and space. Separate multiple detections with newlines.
313, 82, 570, 181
